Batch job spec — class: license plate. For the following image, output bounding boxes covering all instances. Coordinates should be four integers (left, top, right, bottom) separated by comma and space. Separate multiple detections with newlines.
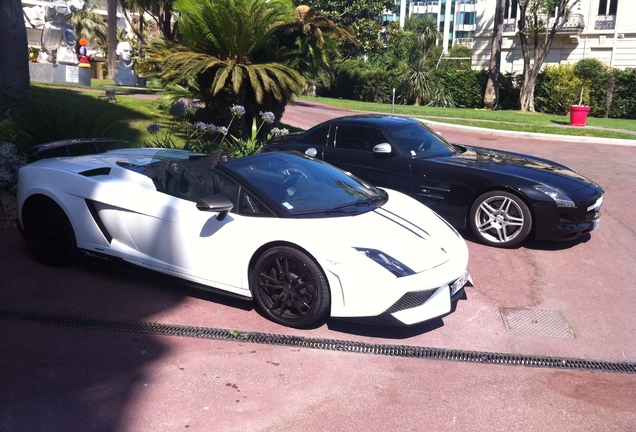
450, 270, 470, 296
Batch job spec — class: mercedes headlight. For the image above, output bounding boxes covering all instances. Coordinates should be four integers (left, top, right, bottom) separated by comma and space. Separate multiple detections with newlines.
533, 185, 575, 208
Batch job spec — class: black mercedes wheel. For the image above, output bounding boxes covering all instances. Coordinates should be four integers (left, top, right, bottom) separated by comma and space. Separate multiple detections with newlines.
22, 196, 76, 266
252, 246, 329, 328
470, 191, 532, 248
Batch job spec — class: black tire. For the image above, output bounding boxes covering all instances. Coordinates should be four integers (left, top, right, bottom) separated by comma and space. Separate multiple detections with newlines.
22, 196, 76, 266
251, 246, 330, 328
469, 191, 532, 248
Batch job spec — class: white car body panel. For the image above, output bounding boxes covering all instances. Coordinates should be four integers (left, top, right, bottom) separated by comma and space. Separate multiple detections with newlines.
17, 148, 471, 325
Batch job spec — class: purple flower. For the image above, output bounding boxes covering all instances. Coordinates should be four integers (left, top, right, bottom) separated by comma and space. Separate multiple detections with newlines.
271, 127, 289, 137
169, 100, 187, 118
192, 122, 208, 132
147, 123, 160, 135
216, 126, 228, 136
230, 105, 245, 118
260, 111, 276, 124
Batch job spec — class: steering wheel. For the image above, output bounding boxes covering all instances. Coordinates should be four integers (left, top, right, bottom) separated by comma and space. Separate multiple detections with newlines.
281, 167, 308, 178
416, 140, 431, 153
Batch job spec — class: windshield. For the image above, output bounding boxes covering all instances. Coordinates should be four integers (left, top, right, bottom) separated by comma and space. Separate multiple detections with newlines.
226, 152, 387, 216
387, 121, 457, 158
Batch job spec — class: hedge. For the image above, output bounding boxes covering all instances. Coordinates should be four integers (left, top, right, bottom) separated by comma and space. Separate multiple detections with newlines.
326, 62, 636, 119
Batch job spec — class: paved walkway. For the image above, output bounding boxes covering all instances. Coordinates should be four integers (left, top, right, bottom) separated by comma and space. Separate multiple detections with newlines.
3, 91, 635, 432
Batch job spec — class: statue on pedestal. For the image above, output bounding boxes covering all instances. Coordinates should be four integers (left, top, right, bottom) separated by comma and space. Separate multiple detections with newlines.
33, 0, 83, 65
114, 41, 137, 86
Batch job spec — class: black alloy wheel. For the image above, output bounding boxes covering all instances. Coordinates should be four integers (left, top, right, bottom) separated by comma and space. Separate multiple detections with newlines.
22, 196, 76, 266
252, 246, 330, 328
470, 191, 532, 248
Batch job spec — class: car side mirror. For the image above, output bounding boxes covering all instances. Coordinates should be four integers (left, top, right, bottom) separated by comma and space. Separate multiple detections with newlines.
305, 148, 317, 158
196, 194, 234, 221
373, 143, 392, 154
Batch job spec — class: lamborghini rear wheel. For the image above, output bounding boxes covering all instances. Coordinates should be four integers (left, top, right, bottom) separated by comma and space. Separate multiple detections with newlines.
22, 196, 76, 266
252, 246, 330, 328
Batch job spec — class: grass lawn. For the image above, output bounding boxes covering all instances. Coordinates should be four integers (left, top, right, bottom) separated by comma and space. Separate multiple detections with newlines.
296, 96, 636, 141
23, 81, 636, 147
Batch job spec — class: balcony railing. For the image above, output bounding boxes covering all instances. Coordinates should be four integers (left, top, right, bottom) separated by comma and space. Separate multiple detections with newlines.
503, 13, 585, 34
454, 38, 474, 47
595, 14, 616, 30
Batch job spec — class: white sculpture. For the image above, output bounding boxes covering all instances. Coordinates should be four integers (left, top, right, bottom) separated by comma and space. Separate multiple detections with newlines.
31, 0, 83, 65
115, 42, 134, 70
114, 41, 137, 86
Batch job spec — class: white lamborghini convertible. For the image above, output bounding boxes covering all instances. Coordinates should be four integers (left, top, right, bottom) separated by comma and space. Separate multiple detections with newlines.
17, 143, 471, 328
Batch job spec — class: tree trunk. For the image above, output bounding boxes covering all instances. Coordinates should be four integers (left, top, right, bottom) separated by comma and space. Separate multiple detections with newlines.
484, 0, 505, 110
605, 70, 614, 118
107, 0, 118, 79
519, 69, 537, 112
517, 0, 579, 112
0, 0, 31, 98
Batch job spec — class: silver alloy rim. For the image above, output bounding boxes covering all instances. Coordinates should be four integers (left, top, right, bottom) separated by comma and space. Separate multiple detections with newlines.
474, 195, 525, 244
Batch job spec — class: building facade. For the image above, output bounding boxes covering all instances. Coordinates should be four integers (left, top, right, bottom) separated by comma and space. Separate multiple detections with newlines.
471, 0, 636, 72
385, 0, 477, 53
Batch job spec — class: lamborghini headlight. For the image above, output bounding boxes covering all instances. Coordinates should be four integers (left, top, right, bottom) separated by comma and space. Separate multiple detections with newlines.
533, 185, 575, 208
354, 247, 415, 277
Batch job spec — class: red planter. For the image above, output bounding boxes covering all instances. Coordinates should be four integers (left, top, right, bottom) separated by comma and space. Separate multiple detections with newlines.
569, 105, 590, 126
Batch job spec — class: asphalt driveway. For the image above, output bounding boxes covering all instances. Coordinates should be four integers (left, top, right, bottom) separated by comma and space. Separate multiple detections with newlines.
1, 100, 635, 431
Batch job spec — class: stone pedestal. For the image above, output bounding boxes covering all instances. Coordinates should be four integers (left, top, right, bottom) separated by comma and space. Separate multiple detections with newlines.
29, 62, 91, 86
114, 68, 136, 86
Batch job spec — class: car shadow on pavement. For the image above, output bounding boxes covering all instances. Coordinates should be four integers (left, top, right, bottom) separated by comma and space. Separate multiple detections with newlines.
326, 292, 467, 339
459, 228, 591, 251
83, 258, 255, 314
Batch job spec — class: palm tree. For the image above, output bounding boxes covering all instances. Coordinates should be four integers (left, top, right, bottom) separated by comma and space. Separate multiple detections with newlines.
72, 0, 108, 52
405, 15, 440, 64
160, 0, 304, 138
107, 0, 117, 79
400, 59, 432, 106
279, 5, 357, 95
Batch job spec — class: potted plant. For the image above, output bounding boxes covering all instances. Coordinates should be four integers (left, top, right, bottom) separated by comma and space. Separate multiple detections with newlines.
570, 58, 606, 126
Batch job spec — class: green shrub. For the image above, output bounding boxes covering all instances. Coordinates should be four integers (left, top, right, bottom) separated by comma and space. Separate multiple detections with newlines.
324, 60, 367, 100
535, 64, 580, 115
602, 68, 636, 119
573, 58, 606, 105
0, 142, 27, 194
357, 69, 400, 103
430, 68, 486, 108
498, 72, 521, 110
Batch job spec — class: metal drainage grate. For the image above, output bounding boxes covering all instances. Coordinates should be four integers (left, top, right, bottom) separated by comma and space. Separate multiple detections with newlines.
499, 307, 575, 338
1, 309, 635, 374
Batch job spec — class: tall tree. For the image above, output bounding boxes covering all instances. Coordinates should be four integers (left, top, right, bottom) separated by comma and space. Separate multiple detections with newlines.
0, 0, 30, 98
107, 0, 118, 79
161, 0, 304, 137
405, 15, 440, 64
483, 0, 505, 110
278, 5, 357, 94
517, 0, 580, 111
72, 0, 108, 51
303, 0, 394, 58
120, 0, 178, 44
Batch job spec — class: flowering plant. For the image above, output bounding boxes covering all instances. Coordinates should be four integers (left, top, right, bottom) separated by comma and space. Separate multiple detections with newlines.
146, 102, 288, 157
145, 100, 199, 149
0, 142, 27, 194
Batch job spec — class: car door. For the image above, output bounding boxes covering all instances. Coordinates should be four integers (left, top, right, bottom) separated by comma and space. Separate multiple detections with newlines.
406, 159, 475, 228
114, 182, 253, 295
322, 124, 412, 194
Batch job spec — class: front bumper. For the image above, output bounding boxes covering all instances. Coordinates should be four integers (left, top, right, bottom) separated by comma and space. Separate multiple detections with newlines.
533, 195, 603, 241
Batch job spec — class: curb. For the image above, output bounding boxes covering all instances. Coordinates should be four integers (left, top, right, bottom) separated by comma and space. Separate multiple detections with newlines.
423, 119, 636, 147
